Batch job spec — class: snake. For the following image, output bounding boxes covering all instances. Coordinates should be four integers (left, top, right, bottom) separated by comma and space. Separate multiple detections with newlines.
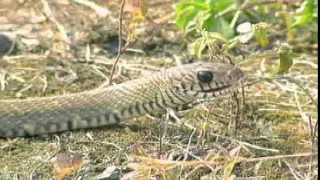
0, 62, 244, 138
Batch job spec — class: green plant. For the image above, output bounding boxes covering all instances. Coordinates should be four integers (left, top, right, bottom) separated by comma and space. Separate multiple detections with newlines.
175, 0, 236, 39
175, 0, 317, 75
291, 0, 317, 28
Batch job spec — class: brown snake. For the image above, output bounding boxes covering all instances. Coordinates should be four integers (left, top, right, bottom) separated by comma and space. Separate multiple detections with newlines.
0, 62, 244, 138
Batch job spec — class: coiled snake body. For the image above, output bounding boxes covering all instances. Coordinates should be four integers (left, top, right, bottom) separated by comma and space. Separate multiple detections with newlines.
0, 62, 243, 138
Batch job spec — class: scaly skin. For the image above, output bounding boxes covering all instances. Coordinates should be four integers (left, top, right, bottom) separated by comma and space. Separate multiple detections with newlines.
0, 62, 244, 137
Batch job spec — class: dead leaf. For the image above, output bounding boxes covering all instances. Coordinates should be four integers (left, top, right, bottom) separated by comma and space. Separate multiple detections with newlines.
52, 152, 84, 180
125, 0, 148, 23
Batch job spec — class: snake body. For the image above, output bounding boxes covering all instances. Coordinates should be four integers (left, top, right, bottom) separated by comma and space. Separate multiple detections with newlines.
0, 62, 243, 138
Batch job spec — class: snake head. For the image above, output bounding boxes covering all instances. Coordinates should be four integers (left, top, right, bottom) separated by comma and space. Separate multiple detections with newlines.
168, 62, 244, 102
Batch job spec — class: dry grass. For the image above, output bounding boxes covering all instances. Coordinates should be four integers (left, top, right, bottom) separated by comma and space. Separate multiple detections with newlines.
0, 0, 318, 179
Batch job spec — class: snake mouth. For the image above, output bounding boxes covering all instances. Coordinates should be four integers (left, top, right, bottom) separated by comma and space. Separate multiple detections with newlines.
200, 85, 232, 93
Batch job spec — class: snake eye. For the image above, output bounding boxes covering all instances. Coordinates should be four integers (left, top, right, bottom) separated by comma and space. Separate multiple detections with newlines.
197, 71, 214, 83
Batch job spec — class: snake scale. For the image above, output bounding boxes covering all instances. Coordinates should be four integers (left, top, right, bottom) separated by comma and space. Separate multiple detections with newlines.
0, 62, 243, 138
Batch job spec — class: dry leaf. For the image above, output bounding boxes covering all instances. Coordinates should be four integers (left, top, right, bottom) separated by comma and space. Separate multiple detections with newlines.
125, 0, 148, 23
52, 152, 84, 180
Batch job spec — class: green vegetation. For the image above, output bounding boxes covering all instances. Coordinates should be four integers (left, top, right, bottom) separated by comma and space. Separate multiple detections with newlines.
0, 0, 318, 179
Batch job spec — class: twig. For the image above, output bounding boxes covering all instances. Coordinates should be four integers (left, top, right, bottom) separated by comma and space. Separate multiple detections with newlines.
158, 115, 164, 159
108, 0, 126, 85
41, 0, 71, 44
238, 50, 278, 65
29, 162, 46, 180
0, 70, 7, 91
283, 77, 318, 108
232, 91, 241, 135
210, 132, 280, 153
217, 0, 301, 19
3, 54, 48, 62
176, 128, 197, 178
131, 152, 317, 167
38, 75, 48, 93
293, 90, 317, 179
283, 160, 303, 180
307, 115, 315, 179
73, 0, 111, 17
244, 76, 318, 109
244, 152, 317, 163
183, 128, 197, 161
76, 141, 124, 151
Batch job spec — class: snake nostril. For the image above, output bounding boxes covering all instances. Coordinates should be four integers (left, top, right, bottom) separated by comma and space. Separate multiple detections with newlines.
229, 68, 244, 80
235, 68, 244, 78
181, 83, 186, 89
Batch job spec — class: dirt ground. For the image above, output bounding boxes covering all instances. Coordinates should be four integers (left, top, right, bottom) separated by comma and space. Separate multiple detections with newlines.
0, 0, 318, 179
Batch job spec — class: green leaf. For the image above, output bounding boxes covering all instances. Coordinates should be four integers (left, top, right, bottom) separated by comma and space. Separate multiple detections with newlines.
175, 1, 210, 30
175, 0, 235, 38
207, 0, 234, 13
254, 23, 269, 47
176, 6, 198, 29
203, 17, 234, 39
197, 10, 213, 29
176, 1, 210, 11
277, 44, 299, 74
223, 160, 237, 179
207, 32, 228, 42
291, 0, 316, 28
